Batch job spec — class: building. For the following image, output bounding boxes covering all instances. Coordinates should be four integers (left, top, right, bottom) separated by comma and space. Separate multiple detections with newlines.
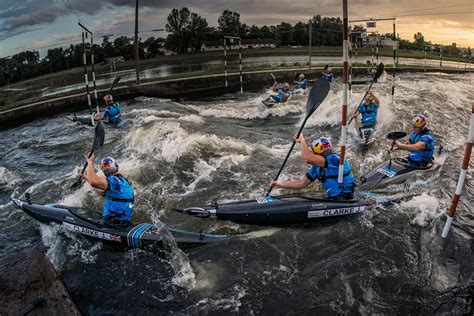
200, 39, 276, 52
350, 31, 398, 48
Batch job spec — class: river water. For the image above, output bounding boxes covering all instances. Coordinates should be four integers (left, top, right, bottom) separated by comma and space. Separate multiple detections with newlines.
1, 71, 473, 314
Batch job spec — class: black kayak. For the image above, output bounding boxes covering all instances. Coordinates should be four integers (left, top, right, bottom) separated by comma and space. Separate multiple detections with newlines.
360, 147, 448, 188
174, 191, 413, 225
12, 198, 230, 251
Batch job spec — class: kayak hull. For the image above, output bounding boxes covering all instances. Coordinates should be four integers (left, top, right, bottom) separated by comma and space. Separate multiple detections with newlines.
175, 194, 370, 225
12, 198, 230, 251
360, 147, 448, 188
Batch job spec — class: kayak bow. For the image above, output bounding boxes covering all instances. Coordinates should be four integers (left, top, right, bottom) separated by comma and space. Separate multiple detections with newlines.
12, 198, 230, 250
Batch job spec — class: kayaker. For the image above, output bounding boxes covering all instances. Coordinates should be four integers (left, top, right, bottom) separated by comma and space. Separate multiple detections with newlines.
390, 114, 436, 167
322, 65, 333, 82
94, 94, 122, 126
80, 155, 135, 226
293, 74, 308, 90
352, 91, 380, 132
269, 134, 356, 200
263, 82, 292, 105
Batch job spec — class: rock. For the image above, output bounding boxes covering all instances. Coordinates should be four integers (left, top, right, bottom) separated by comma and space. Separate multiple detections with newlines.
0, 250, 80, 315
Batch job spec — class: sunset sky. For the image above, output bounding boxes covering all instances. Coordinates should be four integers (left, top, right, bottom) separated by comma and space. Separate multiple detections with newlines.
1, 0, 473, 57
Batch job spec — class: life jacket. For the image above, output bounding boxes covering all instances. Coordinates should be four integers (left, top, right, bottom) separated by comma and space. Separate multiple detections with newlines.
323, 73, 333, 82
358, 102, 378, 125
306, 153, 356, 198
103, 174, 135, 221
105, 102, 122, 125
295, 79, 307, 89
408, 128, 436, 164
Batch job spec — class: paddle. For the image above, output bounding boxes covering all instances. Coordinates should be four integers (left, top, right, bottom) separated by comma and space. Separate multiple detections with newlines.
348, 62, 385, 125
387, 131, 407, 169
270, 73, 277, 83
265, 78, 331, 196
71, 122, 106, 189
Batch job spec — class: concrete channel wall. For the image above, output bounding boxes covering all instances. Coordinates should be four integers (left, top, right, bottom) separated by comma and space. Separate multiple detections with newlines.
0, 66, 470, 130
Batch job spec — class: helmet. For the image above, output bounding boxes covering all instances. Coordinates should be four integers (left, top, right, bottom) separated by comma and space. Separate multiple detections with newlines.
299, 73, 305, 79
103, 94, 113, 103
412, 114, 427, 128
312, 137, 332, 154
283, 82, 290, 89
100, 157, 119, 176
366, 94, 374, 102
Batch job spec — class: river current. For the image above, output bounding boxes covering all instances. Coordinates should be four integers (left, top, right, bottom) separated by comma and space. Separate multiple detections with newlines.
1, 71, 473, 314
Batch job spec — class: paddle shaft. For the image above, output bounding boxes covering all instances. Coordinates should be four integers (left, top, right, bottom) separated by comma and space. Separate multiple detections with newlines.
266, 116, 309, 196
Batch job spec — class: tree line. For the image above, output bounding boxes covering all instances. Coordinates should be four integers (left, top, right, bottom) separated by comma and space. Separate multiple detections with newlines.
0, 7, 471, 87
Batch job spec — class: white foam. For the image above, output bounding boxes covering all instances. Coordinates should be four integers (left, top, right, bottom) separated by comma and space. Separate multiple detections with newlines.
399, 193, 442, 226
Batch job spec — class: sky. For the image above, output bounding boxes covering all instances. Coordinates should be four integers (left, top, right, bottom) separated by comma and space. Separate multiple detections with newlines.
0, 0, 473, 58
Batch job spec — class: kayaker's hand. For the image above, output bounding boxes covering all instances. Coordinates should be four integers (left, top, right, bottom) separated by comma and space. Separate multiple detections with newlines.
84, 153, 95, 165
269, 180, 279, 188
389, 140, 399, 151
293, 133, 303, 143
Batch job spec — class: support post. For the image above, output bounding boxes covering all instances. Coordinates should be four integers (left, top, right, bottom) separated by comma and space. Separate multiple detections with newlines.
309, 22, 312, 70
90, 33, 99, 114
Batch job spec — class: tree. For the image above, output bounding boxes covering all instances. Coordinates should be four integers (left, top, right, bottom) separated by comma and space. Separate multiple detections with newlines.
413, 32, 425, 48
165, 7, 209, 53
218, 10, 241, 35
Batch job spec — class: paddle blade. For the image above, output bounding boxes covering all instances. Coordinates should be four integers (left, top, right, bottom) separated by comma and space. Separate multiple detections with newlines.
108, 76, 122, 94
373, 63, 385, 81
387, 131, 407, 140
92, 122, 105, 150
306, 78, 330, 116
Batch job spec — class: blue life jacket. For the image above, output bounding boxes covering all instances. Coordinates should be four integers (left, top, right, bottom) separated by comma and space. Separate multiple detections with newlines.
408, 128, 435, 164
271, 88, 290, 103
358, 101, 378, 125
103, 175, 135, 221
104, 102, 122, 125
295, 79, 307, 89
306, 153, 356, 198
323, 73, 333, 82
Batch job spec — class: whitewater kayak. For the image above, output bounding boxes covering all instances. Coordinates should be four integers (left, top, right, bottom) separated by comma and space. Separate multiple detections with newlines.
174, 191, 413, 225
360, 146, 448, 188
12, 198, 230, 250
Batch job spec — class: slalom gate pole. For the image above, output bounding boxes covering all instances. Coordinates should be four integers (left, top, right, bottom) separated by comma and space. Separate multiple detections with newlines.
391, 18, 396, 105
239, 38, 243, 93
339, 0, 349, 183
90, 33, 99, 114
81, 30, 92, 115
440, 46, 443, 70
224, 38, 228, 87
348, 31, 352, 99
442, 104, 473, 238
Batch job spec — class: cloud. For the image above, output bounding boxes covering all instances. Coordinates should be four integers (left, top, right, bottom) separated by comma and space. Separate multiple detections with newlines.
0, 27, 42, 41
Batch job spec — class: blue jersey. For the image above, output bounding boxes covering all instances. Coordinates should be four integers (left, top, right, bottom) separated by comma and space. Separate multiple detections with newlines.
103, 175, 135, 221
358, 101, 378, 126
104, 102, 122, 126
295, 79, 307, 89
408, 128, 435, 164
305, 153, 355, 198
323, 73, 333, 82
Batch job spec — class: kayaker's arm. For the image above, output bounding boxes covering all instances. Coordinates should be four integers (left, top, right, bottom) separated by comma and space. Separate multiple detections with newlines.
295, 134, 326, 167
94, 114, 105, 121
392, 140, 426, 152
270, 175, 311, 189
80, 154, 108, 190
